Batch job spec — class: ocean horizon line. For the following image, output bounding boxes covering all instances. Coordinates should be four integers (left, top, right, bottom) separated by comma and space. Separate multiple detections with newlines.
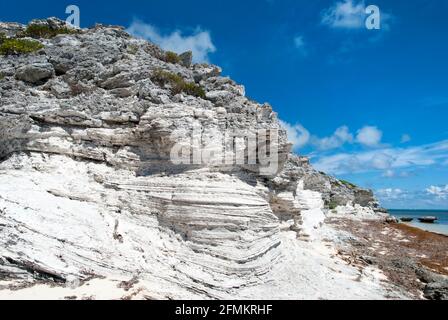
387, 209, 448, 212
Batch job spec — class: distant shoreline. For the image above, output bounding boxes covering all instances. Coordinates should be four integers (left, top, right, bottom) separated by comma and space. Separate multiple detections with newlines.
388, 209, 448, 212
388, 209, 448, 236
399, 222, 448, 236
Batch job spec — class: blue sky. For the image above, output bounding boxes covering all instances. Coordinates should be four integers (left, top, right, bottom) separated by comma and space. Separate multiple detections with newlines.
1, 0, 447, 209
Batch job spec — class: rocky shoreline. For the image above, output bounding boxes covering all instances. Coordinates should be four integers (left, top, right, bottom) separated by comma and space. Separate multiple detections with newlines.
329, 218, 448, 300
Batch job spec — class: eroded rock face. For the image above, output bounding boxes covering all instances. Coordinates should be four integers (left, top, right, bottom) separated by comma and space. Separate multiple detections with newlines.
270, 155, 382, 212
0, 18, 384, 298
0, 22, 25, 37
178, 51, 192, 68
0, 154, 283, 297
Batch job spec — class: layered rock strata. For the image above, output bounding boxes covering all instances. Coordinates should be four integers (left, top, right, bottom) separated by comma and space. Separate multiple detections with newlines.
0, 18, 384, 298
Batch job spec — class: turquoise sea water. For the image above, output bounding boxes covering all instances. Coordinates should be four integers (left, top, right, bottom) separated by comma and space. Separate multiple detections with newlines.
389, 209, 448, 236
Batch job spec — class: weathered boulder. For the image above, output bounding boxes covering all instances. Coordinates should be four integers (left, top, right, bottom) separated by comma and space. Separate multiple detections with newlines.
424, 280, 448, 300
0, 22, 25, 37
193, 63, 222, 82
15, 62, 54, 84
179, 50, 193, 68
28, 17, 71, 30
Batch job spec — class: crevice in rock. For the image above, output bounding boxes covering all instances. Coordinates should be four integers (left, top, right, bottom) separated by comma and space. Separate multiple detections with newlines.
2, 257, 66, 283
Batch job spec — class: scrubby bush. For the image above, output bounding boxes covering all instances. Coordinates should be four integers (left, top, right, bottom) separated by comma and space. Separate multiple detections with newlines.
340, 180, 357, 189
151, 69, 205, 98
0, 38, 44, 55
328, 201, 338, 210
127, 44, 139, 55
20, 24, 77, 39
151, 69, 183, 87
0, 32, 6, 44
182, 82, 206, 98
163, 51, 181, 64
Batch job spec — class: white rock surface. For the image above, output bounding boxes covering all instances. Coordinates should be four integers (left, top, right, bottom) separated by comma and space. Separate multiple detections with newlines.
0, 153, 402, 299
329, 202, 384, 220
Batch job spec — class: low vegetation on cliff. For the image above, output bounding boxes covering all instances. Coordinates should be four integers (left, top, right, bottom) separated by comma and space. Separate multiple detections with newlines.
0, 20, 79, 56
151, 69, 206, 98
0, 37, 43, 55
163, 51, 182, 64
19, 24, 77, 39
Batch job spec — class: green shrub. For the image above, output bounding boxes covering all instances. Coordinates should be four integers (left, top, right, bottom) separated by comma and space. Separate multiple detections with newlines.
163, 51, 181, 64
328, 201, 338, 210
0, 38, 44, 55
20, 24, 77, 39
340, 180, 357, 189
151, 69, 183, 86
182, 82, 206, 99
0, 32, 6, 44
151, 69, 205, 98
127, 44, 139, 55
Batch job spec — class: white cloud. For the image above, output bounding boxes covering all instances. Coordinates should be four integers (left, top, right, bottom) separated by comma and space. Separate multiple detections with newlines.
376, 188, 405, 200
293, 36, 305, 48
382, 170, 413, 178
376, 186, 448, 209
322, 0, 366, 29
311, 126, 353, 150
313, 139, 448, 175
370, 152, 393, 169
282, 123, 384, 151
293, 35, 307, 56
322, 0, 392, 31
398, 171, 413, 178
126, 19, 216, 63
382, 169, 395, 178
356, 126, 382, 147
281, 122, 448, 178
401, 134, 411, 143
280, 121, 310, 151
426, 185, 448, 199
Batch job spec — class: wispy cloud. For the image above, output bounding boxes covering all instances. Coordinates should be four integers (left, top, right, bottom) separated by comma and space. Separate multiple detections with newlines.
322, 0, 366, 29
381, 169, 414, 179
293, 35, 308, 56
382, 170, 395, 178
376, 188, 405, 200
426, 185, 448, 200
401, 134, 411, 143
376, 185, 448, 209
126, 19, 216, 63
313, 140, 448, 175
356, 126, 383, 147
322, 0, 392, 30
281, 122, 385, 151
311, 125, 353, 150
279, 120, 310, 151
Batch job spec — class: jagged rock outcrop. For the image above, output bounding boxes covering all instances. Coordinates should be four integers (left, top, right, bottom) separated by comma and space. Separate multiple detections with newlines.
0, 18, 385, 299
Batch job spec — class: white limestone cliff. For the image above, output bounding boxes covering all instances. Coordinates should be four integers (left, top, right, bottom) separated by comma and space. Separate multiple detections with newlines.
0, 18, 392, 299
